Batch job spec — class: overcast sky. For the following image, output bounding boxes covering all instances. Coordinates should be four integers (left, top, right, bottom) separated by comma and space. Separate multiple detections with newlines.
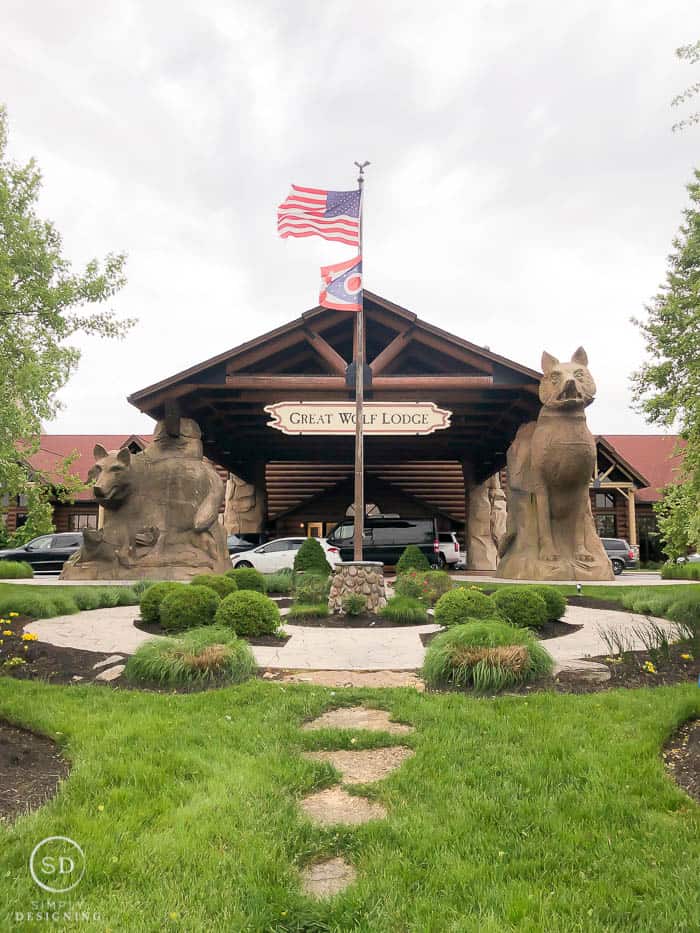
2, 1, 698, 438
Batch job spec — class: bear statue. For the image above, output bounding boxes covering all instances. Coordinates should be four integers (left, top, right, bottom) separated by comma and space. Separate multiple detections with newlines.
61, 417, 230, 580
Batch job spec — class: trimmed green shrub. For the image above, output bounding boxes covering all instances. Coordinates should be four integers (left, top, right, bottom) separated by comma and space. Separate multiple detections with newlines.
294, 572, 330, 604
341, 593, 367, 616
215, 590, 281, 637
139, 582, 186, 624
229, 567, 266, 593
492, 587, 548, 629
125, 626, 256, 687
131, 580, 155, 598
667, 595, 700, 632
528, 585, 567, 623
396, 545, 430, 574
422, 621, 554, 691
159, 585, 221, 632
287, 603, 327, 620
380, 595, 428, 625
0, 561, 33, 579
434, 587, 496, 627
191, 574, 238, 598
293, 537, 331, 575
264, 570, 294, 595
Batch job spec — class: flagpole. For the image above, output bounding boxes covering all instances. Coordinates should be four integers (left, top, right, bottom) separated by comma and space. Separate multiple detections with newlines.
353, 160, 369, 561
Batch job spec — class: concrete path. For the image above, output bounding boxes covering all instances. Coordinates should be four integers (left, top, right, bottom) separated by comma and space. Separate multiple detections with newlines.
25, 604, 678, 671
450, 572, 693, 587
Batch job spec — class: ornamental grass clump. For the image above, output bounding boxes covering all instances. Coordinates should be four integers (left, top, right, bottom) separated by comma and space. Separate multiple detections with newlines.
396, 545, 430, 574
434, 587, 496, 627
422, 621, 553, 692
661, 562, 700, 580
0, 561, 33, 579
380, 595, 428, 625
228, 567, 266, 593
293, 537, 331, 575
159, 585, 221, 633
191, 573, 238, 598
215, 590, 281, 637
528, 585, 567, 622
293, 572, 330, 604
492, 587, 548, 629
139, 582, 186, 624
263, 570, 293, 595
341, 593, 367, 616
125, 626, 256, 688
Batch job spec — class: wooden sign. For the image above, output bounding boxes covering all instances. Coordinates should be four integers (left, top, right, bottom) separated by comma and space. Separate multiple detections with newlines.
264, 401, 452, 436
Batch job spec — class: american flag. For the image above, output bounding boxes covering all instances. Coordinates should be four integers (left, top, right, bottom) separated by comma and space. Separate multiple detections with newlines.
277, 185, 360, 247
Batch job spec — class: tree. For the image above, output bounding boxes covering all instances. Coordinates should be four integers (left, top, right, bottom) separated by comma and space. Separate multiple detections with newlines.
0, 105, 131, 540
632, 170, 700, 557
672, 40, 700, 132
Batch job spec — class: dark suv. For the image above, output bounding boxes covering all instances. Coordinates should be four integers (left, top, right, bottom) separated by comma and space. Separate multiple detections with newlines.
601, 537, 637, 575
0, 532, 83, 573
327, 517, 439, 566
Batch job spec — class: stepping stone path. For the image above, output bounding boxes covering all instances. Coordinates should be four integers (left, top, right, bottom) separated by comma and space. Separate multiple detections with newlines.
301, 706, 414, 734
303, 746, 414, 784
95, 664, 126, 683
282, 670, 425, 689
301, 857, 357, 898
298, 706, 415, 899
92, 654, 125, 671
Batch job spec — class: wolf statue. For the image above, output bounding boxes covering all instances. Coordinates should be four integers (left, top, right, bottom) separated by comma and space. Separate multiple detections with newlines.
61, 417, 230, 580
496, 347, 614, 581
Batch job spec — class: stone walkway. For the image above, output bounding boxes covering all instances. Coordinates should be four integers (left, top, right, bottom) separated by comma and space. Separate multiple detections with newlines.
26, 604, 677, 674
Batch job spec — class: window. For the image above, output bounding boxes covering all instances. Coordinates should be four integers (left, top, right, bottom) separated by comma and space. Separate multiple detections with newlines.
26, 535, 53, 550
70, 513, 98, 531
287, 539, 305, 550
594, 492, 615, 509
332, 524, 354, 540
259, 540, 289, 553
595, 515, 616, 537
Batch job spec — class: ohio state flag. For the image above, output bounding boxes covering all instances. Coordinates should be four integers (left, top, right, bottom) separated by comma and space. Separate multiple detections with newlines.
319, 255, 362, 312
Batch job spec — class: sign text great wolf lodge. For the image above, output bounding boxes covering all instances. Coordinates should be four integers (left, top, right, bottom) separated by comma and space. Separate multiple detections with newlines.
265, 401, 452, 436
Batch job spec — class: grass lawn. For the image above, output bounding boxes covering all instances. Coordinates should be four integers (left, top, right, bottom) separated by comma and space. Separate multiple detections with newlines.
459, 580, 700, 605
0, 678, 698, 931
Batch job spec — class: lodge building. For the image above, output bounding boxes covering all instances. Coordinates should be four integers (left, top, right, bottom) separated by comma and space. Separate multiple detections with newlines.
5, 293, 685, 564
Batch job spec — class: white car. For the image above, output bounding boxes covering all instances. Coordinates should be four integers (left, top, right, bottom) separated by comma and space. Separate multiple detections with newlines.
230, 537, 341, 573
437, 532, 461, 568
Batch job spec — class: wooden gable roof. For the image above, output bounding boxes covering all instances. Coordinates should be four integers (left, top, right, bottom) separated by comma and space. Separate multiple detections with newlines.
128, 292, 542, 483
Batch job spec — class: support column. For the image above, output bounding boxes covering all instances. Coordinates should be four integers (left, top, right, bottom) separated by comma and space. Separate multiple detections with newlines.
626, 488, 637, 548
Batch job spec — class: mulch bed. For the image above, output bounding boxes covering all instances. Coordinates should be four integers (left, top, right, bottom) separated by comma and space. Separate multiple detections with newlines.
419, 618, 583, 648
0, 720, 69, 823
133, 618, 291, 647
663, 719, 700, 804
0, 614, 115, 685
589, 644, 700, 689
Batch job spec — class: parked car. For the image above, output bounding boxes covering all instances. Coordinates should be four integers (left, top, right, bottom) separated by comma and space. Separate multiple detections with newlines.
677, 553, 700, 563
226, 534, 257, 556
326, 516, 439, 567
0, 532, 83, 574
231, 537, 341, 573
601, 537, 637, 575
437, 532, 461, 568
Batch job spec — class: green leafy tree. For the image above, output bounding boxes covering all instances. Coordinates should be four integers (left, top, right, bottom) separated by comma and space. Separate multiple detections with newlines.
632, 170, 700, 556
0, 105, 131, 538
672, 40, 700, 133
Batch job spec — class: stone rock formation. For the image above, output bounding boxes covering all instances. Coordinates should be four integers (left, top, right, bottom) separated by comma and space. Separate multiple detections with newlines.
223, 473, 265, 535
61, 417, 229, 580
496, 347, 614, 581
467, 472, 508, 571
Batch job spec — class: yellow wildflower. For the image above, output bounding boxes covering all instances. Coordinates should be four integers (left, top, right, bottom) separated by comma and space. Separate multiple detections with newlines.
8, 612, 18, 617
680, 653, 693, 661
642, 660, 656, 674
2, 630, 13, 636
21, 632, 37, 641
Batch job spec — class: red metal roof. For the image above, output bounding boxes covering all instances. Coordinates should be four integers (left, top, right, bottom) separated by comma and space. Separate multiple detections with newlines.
27, 435, 152, 501
600, 435, 686, 503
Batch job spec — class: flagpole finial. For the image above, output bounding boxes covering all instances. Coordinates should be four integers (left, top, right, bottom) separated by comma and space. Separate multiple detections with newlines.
354, 160, 370, 184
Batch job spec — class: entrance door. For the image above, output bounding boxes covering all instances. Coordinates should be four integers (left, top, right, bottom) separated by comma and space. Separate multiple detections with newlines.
307, 522, 324, 538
